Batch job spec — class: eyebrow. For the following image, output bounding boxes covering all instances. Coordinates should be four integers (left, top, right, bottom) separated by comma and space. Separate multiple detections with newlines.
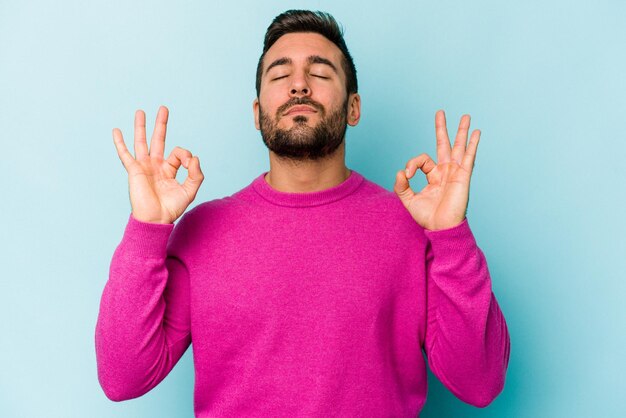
308, 55, 338, 72
265, 55, 339, 75
265, 57, 292, 74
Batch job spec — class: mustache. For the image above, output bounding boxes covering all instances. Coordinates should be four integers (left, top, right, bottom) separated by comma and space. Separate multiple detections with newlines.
277, 97, 324, 116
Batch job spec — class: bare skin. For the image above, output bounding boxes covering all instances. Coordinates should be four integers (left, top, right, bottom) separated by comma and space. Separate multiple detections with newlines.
112, 106, 204, 224
112, 32, 480, 230
253, 33, 361, 193
112, 106, 479, 230
394, 110, 481, 231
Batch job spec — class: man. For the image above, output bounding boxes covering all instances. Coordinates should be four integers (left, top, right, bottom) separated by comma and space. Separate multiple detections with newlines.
96, 10, 510, 417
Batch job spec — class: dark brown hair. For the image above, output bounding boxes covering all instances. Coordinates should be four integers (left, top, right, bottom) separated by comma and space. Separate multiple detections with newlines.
255, 10, 358, 97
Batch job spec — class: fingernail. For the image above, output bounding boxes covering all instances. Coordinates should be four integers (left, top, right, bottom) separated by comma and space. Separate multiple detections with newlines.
405, 168, 410, 177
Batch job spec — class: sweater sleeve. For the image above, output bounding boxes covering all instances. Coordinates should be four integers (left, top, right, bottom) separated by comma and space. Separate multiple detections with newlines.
95, 213, 192, 401
422, 218, 510, 407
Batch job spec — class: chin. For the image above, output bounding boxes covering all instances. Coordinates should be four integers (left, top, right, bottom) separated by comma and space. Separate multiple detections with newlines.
292, 115, 310, 124
280, 116, 316, 130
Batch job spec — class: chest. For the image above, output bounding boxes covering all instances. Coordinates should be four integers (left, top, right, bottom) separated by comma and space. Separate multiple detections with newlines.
186, 211, 425, 353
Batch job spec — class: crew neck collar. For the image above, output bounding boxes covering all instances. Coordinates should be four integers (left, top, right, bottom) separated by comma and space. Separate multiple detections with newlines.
251, 170, 364, 208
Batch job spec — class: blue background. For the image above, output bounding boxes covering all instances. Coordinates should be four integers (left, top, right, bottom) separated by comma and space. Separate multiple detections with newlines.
1, 1, 624, 417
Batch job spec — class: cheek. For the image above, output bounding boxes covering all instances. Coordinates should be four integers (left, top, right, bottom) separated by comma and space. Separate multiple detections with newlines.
313, 83, 347, 107
259, 94, 284, 117
323, 95, 348, 115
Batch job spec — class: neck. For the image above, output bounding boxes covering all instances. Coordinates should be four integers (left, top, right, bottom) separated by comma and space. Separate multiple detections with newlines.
265, 142, 351, 192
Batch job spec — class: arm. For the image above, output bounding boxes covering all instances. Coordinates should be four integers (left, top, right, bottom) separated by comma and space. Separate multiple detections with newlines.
95, 215, 191, 401
423, 219, 510, 407
96, 106, 204, 400
394, 110, 510, 406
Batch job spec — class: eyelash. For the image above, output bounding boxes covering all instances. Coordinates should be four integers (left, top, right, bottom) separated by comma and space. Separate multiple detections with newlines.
271, 74, 329, 81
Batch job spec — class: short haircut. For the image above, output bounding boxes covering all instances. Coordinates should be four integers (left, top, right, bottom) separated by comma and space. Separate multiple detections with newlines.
255, 10, 358, 97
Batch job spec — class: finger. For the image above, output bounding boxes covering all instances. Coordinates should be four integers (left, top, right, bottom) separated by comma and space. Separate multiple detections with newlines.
405, 153, 437, 179
112, 128, 135, 171
164, 146, 193, 176
461, 129, 481, 172
451, 114, 470, 164
149, 105, 169, 158
182, 156, 205, 198
134, 110, 149, 159
435, 109, 451, 163
393, 169, 415, 203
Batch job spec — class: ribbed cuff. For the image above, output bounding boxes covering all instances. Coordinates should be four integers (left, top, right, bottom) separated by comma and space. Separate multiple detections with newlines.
423, 218, 478, 254
119, 214, 175, 259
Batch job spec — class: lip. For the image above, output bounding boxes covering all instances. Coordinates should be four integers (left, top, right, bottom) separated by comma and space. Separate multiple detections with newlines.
283, 105, 318, 116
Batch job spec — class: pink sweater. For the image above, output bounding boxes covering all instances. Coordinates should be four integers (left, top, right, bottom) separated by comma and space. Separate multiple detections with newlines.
96, 170, 510, 417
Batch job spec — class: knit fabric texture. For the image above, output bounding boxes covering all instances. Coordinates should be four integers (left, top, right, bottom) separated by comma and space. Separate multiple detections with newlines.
95, 170, 510, 417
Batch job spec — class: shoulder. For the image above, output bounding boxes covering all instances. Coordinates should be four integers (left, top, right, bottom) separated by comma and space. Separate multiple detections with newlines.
176, 194, 242, 230
355, 174, 409, 213
176, 176, 259, 227
168, 187, 250, 251
352, 173, 426, 235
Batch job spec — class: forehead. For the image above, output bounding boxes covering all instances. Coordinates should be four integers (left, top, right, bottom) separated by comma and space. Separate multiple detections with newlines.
263, 32, 344, 70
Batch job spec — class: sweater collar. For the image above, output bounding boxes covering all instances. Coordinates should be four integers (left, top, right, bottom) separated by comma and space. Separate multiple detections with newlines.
251, 169, 364, 208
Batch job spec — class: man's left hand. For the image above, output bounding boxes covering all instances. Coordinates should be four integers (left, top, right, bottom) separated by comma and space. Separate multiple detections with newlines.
394, 110, 481, 231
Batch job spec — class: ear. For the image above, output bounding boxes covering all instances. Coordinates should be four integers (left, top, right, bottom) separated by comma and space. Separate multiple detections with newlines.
347, 93, 361, 126
253, 98, 260, 130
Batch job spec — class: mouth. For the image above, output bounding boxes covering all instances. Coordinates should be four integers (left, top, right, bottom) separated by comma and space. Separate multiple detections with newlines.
283, 105, 318, 116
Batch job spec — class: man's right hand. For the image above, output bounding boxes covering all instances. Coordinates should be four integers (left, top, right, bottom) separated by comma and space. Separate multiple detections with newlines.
113, 106, 204, 224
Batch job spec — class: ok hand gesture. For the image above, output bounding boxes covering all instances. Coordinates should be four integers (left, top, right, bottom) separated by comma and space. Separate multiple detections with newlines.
394, 110, 480, 231
113, 106, 204, 224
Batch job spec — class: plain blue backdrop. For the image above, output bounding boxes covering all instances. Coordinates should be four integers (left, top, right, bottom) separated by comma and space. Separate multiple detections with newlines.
1, 1, 624, 417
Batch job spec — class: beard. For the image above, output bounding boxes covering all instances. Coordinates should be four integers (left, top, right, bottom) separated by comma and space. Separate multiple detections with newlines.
259, 97, 348, 161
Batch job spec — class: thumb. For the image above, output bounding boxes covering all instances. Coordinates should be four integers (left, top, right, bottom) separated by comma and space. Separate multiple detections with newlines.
393, 169, 414, 202
182, 156, 204, 199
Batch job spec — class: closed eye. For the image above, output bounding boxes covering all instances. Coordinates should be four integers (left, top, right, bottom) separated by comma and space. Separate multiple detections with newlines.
272, 75, 288, 81
312, 74, 329, 79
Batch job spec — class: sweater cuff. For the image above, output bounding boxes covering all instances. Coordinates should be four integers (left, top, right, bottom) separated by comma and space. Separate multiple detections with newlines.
423, 218, 478, 254
119, 214, 175, 259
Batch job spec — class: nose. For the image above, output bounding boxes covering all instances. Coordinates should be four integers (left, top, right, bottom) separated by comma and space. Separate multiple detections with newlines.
290, 86, 309, 96
289, 73, 311, 98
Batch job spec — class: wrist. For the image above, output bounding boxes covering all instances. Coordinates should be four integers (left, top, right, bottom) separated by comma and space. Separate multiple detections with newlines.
425, 216, 466, 232
131, 212, 174, 225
